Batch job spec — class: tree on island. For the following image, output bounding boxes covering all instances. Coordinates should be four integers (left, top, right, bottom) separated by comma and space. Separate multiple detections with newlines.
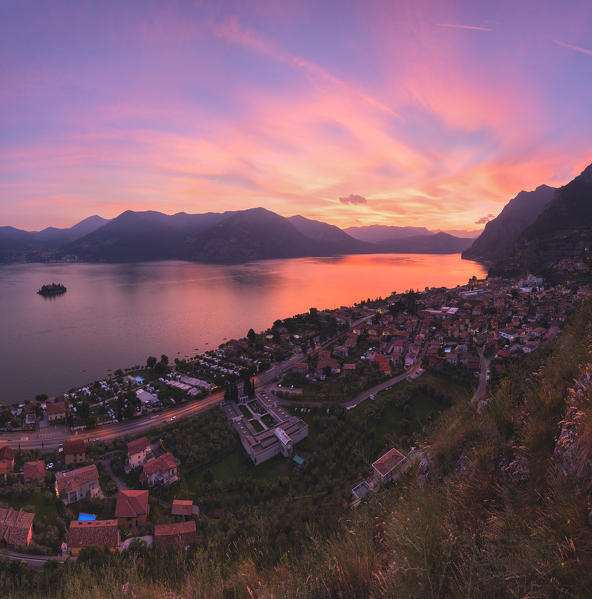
224, 382, 239, 402
247, 328, 256, 343
146, 356, 157, 369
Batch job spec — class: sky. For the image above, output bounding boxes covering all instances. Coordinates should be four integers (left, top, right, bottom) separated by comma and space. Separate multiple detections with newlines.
1, 0, 591, 232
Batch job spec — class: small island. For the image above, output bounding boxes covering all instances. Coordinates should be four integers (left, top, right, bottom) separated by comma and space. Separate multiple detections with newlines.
37, 282, 67, 297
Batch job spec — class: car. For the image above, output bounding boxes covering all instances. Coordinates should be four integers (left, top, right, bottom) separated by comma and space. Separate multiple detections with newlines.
170, 416, 176, 421
46, 462, 54, 469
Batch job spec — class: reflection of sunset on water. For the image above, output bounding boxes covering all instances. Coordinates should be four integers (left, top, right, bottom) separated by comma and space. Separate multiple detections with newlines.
0, 254, 484, 403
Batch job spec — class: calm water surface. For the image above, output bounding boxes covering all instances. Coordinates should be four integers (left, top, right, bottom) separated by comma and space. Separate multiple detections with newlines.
0, 254, 485, 403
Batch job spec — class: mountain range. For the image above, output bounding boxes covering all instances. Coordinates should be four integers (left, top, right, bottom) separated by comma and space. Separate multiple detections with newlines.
345, 225, 480, 243
462, 185, 557, 263
0, 209, 474, 264
463, 161, 592, 274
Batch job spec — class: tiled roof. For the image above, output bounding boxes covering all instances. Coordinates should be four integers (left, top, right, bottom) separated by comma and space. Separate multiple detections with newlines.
23, 460, 45, 482
67, 520, 120, 549
154, 520, 196, 548
46, 401, 66, 416
127, 437, 150, 456
0, 508, 34, 546
372, 448, 406, 477
115, 490, 149, 518
63, 439, 86, 456
171, 499, 193, 516
143, 452, 178, 476
0, 445, 15, 461
55, 464, 99, 493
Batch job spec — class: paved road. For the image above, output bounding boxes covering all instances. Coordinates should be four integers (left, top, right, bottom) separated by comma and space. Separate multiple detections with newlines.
344, 366, 422, 408
0, 310, 379, 452
274, 366, 422, 410
1, 550, 66, 570
0, 313, 378, 451
0, 392, 226, 451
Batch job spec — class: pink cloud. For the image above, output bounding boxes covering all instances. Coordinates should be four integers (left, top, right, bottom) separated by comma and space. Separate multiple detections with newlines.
436, 23, 492, 31
553, 39, 592, 57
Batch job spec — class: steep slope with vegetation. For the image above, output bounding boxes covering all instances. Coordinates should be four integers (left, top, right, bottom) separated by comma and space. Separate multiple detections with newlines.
4, 296, 592, 597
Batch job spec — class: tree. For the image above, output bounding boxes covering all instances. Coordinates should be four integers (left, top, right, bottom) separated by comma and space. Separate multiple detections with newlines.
160, 354, 169, 366
146, 356, 157, 369
124, 390, 140, 419
247, 328, 256, 343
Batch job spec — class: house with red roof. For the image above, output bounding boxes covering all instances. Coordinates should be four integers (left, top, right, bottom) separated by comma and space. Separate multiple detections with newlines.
46, 400, 66, 423
0, 445, 15, 471
140, 452, 179, 487
63, 438, 86, 466
290, 362, 308, 375
171, 499, 193, 517
55, 464, 101, 505
66, 520, 120, 555
373, 354, 391, 376
127, 437, 151, 470
371, 448, 408, 482
154, 520, 197, 549
0, 508, 34, 548
315, 350, 340, 377
115, 489, 149, 526
23, 460, 45, 484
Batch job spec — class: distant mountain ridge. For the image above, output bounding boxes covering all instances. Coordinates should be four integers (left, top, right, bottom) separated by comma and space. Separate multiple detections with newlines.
0, 208, 474, 264
0, 215, 110, 262
344, 225, 433, 243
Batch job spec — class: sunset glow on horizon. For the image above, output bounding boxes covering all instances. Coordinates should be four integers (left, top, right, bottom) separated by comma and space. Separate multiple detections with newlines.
1, 0, 591, 231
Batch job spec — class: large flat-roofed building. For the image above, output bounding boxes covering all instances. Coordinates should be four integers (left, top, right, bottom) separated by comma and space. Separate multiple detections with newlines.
223, 396, 308, 465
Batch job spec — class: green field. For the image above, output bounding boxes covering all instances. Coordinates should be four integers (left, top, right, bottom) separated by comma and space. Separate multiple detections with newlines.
261, 413, 277, 427
238, 404, 252, 418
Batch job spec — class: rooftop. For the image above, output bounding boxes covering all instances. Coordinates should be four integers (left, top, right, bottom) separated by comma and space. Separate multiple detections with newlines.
23, 460, 45, 481
127, 436, 150, 456
115, 489, 149, 518
0, 507, 34, 546
372, 448, 407, 477
55, 464, 99, 493
171, 499, 193, 516
67, 519, 119, 548
143, 452, 179, 476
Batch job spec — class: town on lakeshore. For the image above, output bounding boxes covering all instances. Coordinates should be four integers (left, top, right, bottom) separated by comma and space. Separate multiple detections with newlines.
1, 263, 590, 563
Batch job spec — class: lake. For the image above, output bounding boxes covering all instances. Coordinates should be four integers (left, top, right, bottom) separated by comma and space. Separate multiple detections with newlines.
0, 254, 485, 404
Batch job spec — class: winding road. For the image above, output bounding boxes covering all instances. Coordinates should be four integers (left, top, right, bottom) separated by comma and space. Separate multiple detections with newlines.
0, 312, 377, 451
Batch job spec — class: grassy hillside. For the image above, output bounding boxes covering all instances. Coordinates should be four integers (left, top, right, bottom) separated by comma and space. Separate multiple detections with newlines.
4, 302, 592, 597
